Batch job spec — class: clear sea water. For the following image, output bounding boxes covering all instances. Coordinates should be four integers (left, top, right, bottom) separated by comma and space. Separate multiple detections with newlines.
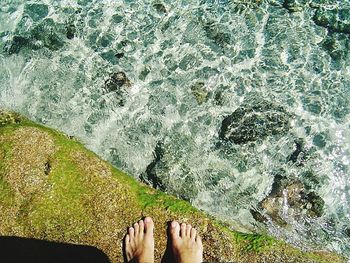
1, 0, 350, 259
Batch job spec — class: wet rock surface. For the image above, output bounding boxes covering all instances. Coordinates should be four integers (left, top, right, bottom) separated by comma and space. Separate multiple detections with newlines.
219, 99, 291, 144
252, 174, 325, 226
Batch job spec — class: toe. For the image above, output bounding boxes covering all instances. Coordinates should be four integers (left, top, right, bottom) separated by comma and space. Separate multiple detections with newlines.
190, 228, 197, 240
139, 220, 144, 236
180, 223, 186, 237
125, 234, 130, 243
170, 221, 180, 240
128, 227, 135, 239
125, 236, 132, 262
196, 234, 203, 247
134, 222, 139, 236
144, 217, 154, 236
186, 224, 192, 237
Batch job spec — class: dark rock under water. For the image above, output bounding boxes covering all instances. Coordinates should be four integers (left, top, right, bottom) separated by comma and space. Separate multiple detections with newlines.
219, 99, 291, 144
313, 8, 350, 35
140, 141, 199, 202
103, 72, 131, 106
283, 0, 308, 13
4, 18, 67, 54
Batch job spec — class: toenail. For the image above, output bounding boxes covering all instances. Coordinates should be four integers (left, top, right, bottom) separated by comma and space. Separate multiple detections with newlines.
171, 221, 177, 228
144, 217, 151, 223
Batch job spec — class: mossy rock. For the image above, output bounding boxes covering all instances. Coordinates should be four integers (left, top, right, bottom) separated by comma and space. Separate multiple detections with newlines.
0, 110, 22, 127
0, 110, 345, 263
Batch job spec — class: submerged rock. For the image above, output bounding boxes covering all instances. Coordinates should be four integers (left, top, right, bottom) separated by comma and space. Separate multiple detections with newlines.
252, 174, 325, 226
203, 22, 232, 48
321, 34, 350, 62
140, 142, 166, 190
31, 18, 65, 50
345, 227, 350, 238
4, 5, 81, 55
283, 0, 308, 12
313, 8, 350, 35
66, 19, 76, 40
115, 52, 124, 59
0, 111, 344, 263
190, 82, 209, 105
23, 3, 49, 22
153, 3, 167, 14
288, 139, 311, 166
219, 99, 291, 144
104, 72, 131, 92
231, 0, 263, 13
140, 141, 199, 202
103, 72, 131, 106
4, 18, 66, 54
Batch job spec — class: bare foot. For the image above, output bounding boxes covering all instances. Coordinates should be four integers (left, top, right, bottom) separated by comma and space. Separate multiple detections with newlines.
124, 217, 155, 263
169, 221, 203, 263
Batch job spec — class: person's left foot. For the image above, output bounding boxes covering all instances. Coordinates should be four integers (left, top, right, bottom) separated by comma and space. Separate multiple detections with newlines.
124, 217, 155, 263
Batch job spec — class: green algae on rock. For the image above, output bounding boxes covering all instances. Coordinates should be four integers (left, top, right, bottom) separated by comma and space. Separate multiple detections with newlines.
0, 110, 345, 263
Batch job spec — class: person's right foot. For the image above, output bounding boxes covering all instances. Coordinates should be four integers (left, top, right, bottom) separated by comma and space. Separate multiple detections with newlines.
169, 221, 203, 263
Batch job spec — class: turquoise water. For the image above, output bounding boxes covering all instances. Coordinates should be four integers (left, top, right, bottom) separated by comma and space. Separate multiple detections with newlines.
1, 0, 350, 258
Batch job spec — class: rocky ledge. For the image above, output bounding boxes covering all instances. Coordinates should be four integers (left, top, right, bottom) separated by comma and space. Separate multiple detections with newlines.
0, 109, 345, 263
